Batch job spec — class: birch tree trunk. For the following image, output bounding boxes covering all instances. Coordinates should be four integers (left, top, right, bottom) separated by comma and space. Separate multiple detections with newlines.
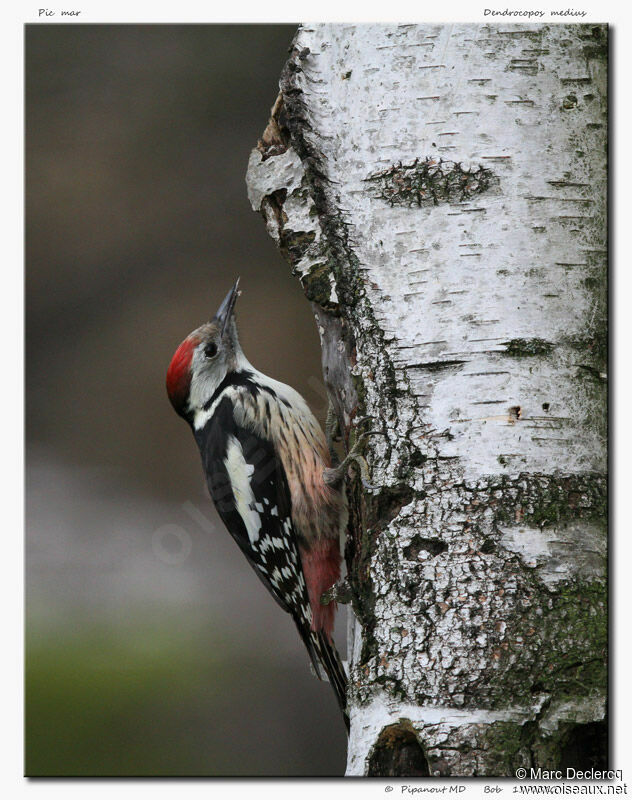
246, 23, 607, 777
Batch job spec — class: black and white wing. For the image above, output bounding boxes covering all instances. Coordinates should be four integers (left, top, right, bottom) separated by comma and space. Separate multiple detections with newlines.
195, 395, 348, 726
197, 395, 312, 620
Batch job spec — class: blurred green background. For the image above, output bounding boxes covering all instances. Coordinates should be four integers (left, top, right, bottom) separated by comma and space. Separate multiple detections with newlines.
25, 24, 348, 776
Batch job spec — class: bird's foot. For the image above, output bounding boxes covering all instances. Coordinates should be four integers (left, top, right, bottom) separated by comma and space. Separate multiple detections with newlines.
321, 577, 353, 606
323, 428, 383, 490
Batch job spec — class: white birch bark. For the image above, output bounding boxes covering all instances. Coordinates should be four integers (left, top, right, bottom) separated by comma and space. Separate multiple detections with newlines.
246, 23, 607, 777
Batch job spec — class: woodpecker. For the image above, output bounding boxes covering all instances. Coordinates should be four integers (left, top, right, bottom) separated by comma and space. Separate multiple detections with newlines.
166, 279, 350, 730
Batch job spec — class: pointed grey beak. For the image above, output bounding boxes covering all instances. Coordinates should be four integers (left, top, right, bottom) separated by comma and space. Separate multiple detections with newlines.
213, 278, 241, 338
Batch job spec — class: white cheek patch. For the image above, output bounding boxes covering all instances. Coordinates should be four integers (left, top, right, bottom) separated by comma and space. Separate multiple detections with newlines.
224, 435, 261, 545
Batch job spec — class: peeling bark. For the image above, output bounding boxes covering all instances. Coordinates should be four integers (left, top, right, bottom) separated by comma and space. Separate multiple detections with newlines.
246, 23, 607, 777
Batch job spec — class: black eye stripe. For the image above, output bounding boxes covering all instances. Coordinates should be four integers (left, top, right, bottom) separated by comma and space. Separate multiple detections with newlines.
204, 342, 218, 359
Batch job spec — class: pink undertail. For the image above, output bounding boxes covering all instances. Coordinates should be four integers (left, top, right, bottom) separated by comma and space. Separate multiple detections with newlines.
299, 539, 341, 641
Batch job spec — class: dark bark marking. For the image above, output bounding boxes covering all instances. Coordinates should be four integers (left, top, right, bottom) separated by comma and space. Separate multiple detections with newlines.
408, 359, 466, 372
367, 721, 430, 777
501, 338, 555, 357
559, 721, 608, 771
365, 158, 498, 207
404, 535, 448, 561
508, 405, 522, 421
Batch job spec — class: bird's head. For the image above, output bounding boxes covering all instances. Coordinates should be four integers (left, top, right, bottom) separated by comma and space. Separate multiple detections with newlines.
166, 278, 246, 420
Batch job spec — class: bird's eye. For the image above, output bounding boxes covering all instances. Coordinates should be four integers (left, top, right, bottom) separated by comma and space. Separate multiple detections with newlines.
204, 342, 218, 359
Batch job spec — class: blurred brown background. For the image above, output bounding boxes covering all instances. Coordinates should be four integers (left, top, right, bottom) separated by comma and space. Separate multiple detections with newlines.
25, 24, 348, 776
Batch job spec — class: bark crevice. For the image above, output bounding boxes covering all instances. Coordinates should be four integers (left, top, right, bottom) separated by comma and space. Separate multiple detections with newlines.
367, 721, 430, 777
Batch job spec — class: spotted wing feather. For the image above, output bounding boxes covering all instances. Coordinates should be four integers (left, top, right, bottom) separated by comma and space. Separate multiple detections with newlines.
197, 397, 312, 616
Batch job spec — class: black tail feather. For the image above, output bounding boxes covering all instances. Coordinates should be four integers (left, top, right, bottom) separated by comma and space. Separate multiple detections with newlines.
295, 621, 350, 733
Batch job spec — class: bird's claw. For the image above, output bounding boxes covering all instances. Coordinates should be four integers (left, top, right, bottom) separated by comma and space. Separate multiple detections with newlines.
323, 409, 387, 491
321, 577, 353, 606
323, 440, 380, 490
